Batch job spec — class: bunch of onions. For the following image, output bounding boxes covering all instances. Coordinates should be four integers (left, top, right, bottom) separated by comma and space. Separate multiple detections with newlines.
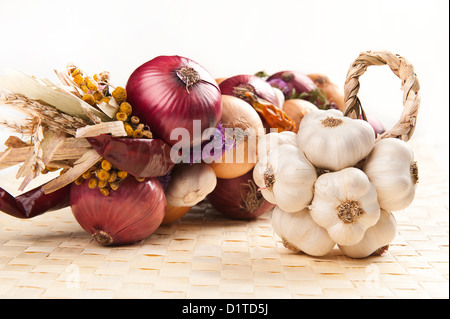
208, 95, 264, 179
125, 55, 222, 147
70, 176, 166, 246
267, 70, 331, 109
207, 168, 275, 220
219, 74, 282, 108
267, 70, 316, 96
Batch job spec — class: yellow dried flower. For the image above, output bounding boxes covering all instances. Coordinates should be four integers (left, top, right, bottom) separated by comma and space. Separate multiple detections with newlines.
108, 170, 118, 183
97, 169, 110, 182
99, 188, 110, 196
71, 68, 81, 77
82, 94, 96, 106
93, 91, 103, 102
85, 77, 98, 91
119, 102, 132, 116
88, 178, 98, 189
142, 130, 153, 139
73, 74, 84, 86
101, 160, 112, 171
74, 177, 84, 185
98, 180, 108, 188
80, 85, 89, 94
112, 86, 127, 104
100, 97, 111, 104
117, 171, 128, 179
109, 181, 120, 191
133, 130, 143, 139
124, 123, 134, 136
130, 116, 140, 125
115, 112, 128, 122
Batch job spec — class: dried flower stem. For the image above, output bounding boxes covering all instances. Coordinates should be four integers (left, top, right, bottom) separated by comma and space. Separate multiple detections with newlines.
1, 91, 87, 136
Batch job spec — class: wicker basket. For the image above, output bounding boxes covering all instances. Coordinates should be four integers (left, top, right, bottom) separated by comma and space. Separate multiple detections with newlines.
344, 50, 421, 141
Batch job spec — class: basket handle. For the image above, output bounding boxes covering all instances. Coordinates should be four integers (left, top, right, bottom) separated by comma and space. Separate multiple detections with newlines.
343, 50, 421, 142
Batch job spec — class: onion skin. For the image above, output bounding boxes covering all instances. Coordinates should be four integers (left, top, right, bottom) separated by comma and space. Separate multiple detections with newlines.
208, 95, 263, 179
86, 134, 175, 178
267, 70, 317, 99
282, 99, 318, 133
70, 177, 166, 246
161, 204, 191, 225
358, 114, 386, 137
207, 169, 275, 220
219, 74, 282, 108
0, 182, 70, 219
308, 73, 345, 111
125, 55, 222, 147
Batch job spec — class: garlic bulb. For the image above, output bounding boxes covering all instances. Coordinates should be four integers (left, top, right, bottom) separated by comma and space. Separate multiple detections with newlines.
339, 209, 397, 258
257, 131, 297, 163
297, 109, 375, 171
165, 163, 217, 207
253, 144, 317, 213
309, 167, 380, 246
363, 138, 418, 211
272, 206, 336, 256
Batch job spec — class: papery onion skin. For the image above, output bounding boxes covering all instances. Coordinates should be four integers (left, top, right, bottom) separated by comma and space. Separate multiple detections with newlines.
207, 169, 275, 220
86, 134, 175, 178
125, 55, 222, 147
70, 176, 166, 246
219, 74, 282, 108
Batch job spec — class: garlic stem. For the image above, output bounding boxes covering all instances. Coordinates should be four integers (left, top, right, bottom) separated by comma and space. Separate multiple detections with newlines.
410, 161, 419, 184
336, 200, 365, 224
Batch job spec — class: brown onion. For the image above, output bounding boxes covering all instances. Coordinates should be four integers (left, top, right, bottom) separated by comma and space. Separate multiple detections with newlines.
308, 73, 345, 111
208, 95, 264, 179
282, 99, 318, 133
161, 204, 191, 225
70, 176, 165, 246
207, 168, 275, 220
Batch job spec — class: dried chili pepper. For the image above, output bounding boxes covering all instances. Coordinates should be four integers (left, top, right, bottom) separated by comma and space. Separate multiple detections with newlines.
244, 91, 296, 132
0, 182, 70, 219
86, 134, 176, 178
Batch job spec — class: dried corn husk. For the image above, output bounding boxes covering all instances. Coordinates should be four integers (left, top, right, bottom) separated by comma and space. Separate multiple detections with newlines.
41, 149, 101, 194
0, 138, 92, 170
75, 121, 126, 138
0, 70, 109, 123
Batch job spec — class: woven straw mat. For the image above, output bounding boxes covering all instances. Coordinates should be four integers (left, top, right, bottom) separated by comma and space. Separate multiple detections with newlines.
0, 138, 448, 299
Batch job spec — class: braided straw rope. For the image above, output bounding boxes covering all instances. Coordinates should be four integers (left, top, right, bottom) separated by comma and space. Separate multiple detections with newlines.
344, 50, 421, 142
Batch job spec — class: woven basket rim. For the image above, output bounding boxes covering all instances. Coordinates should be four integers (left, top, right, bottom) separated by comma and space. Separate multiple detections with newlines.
343, 50, 421, 142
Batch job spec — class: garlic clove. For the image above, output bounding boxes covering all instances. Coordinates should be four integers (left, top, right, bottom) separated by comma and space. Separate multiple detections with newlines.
272, 206, 336, 257
363, 138, 418, 211
339, 209, 397, 258
165, 163, 217, 207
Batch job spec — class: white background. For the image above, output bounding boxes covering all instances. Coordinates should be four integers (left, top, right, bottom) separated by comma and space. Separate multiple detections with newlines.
0, 0, 448, 172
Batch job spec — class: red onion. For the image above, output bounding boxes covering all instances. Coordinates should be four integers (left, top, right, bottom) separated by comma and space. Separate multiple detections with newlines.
207, 169, 275, 220
359, 113, 386, 137
125, 55, 222, 147
219, 74, 282, 108
267, 70, 325, 106
70, 176, 166, 246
